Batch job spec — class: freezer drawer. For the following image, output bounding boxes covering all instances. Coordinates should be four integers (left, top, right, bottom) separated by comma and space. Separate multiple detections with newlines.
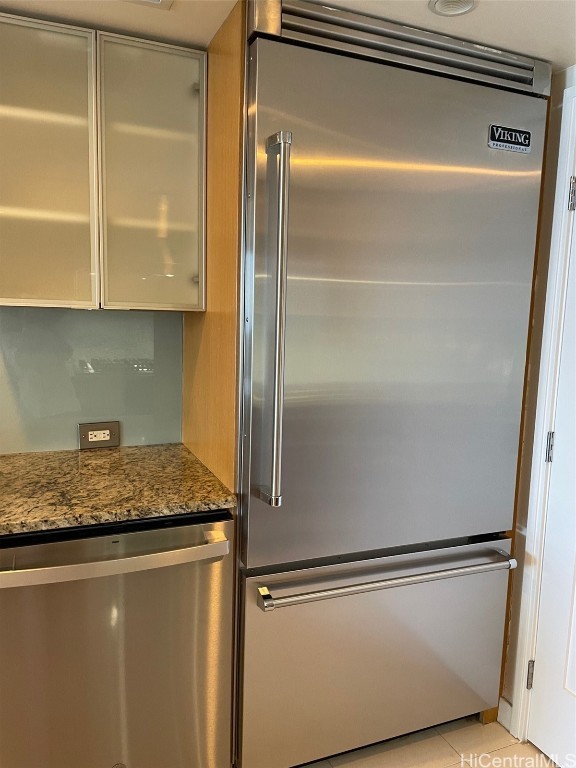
240, 542, 514, 768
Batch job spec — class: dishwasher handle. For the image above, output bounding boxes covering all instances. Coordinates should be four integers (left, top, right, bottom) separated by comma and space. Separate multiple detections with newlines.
257, 553, 517, 611
0, 530, 229, 589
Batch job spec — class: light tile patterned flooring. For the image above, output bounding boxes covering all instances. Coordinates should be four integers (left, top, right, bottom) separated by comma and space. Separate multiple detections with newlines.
304, 716, 556, 768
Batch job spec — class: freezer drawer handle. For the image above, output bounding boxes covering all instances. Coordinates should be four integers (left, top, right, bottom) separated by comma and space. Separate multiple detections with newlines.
257, 554, 517, 611
258, 130, 293, 509
0, 531, 229, 589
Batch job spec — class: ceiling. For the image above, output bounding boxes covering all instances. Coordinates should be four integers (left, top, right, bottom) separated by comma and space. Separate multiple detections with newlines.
0, 0, 573, 70
0, 0, 237, 48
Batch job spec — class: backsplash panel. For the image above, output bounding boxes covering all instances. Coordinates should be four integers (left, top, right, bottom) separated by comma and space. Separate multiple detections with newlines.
0, 307, 182, 454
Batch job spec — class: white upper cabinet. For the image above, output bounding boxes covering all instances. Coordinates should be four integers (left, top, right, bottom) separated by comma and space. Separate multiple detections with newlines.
99, 35, 205, 310
0, 17, 206, 311
0, 16, 97, 308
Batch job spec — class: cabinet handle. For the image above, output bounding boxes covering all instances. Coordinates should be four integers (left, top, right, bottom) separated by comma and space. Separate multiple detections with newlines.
257, 553, 517, 611
259, 130, 293, 508
0, 531, 229, 589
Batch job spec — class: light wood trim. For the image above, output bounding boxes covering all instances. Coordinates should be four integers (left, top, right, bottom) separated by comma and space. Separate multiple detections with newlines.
479, 708, 499, 725
497, 99, 552, 709
182, 0, 245, 492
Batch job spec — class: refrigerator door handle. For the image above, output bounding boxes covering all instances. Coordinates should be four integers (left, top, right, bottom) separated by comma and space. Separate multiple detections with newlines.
257, 552, 517, 611
0, 531, 230, 589
259, 130, 293, 508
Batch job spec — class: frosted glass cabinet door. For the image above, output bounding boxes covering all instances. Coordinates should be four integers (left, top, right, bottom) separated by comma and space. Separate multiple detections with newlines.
0, 17, 97, 307
99, 34, 205, 310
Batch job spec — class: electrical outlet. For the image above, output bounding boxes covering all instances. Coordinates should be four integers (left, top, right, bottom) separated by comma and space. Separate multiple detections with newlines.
89, 430, 110, 442
78, 421, 120, 450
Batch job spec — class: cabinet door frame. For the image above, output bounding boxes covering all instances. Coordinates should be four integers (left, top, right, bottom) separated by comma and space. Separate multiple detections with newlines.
0, 13, 99, 309
97, 31, 207, 311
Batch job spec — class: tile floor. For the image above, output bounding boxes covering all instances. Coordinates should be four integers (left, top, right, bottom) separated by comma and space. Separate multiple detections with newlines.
303, 716, 557, 768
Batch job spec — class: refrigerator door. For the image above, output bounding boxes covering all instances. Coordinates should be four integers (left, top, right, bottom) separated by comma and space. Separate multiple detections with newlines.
244, 39, 547, 568
240, 542, 514, 768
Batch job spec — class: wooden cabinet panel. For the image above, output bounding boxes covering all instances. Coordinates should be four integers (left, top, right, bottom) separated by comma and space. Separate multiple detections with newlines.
182, 0, 245, 490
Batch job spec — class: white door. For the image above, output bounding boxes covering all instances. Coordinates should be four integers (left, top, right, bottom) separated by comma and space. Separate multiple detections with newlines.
528, 207, 576, 765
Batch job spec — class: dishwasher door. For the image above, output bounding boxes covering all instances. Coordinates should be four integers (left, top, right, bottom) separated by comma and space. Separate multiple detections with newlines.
0, 517, 234, 768
240, 541, 514, 768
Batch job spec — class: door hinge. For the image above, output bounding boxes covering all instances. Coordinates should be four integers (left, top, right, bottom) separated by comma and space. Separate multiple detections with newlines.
545, 431, 555, 463
569, 176, 576, 211
527, 659, 535, 689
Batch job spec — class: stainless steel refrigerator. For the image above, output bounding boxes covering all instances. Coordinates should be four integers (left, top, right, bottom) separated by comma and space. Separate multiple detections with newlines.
239, 3, 549, 766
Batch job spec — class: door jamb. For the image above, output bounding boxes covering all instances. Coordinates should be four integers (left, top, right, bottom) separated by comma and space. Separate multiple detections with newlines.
509, 83, 576, 739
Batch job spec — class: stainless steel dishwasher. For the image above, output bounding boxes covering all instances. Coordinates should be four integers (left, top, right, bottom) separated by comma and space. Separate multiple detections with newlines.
0, 513, 234, 768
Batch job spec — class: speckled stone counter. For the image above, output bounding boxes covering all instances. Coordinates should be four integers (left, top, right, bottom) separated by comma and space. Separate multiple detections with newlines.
0, 444, 236, 536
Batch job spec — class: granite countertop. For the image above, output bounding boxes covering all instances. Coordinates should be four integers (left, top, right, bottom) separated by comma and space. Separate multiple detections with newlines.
0, 444, 236, 536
